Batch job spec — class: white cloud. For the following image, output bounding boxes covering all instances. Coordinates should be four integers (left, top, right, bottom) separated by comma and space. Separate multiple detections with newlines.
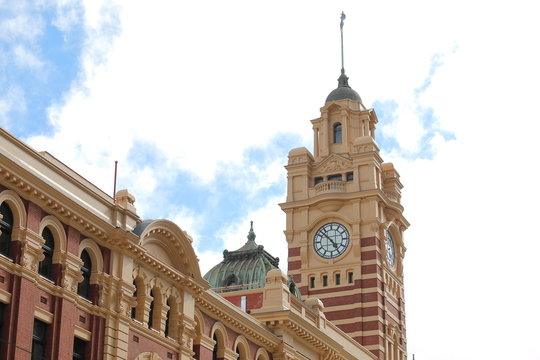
216, 196, 287, 274
13, 44, 44, 69
0, 86, 26, 126
14, 1, 540, 359
0, 13, 43, 42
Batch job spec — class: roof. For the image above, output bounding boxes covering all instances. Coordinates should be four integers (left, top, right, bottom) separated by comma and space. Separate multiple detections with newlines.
326, 69, 362, 103
204, 222, 301, 298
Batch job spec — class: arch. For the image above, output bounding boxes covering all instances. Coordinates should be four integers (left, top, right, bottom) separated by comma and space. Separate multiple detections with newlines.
136, 220, 203, 281
78, 238, 104, 281
0, 201, 14, 258
164, 290, 180, 338
39, 215, 67, 257
210, 321, 228, 358
255, 348, 270, 360
0, 189, 27, 230
78, 249, 92, 299
333, 122, 342, 143
38, 226, 54, 279
192, 309, 204, 360
132, 276, 146, 322
193, 308, 204, 337
233, 335, 250, 360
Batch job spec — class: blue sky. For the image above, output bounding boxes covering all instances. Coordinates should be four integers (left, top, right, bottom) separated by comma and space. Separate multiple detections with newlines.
2, 1, 540, 359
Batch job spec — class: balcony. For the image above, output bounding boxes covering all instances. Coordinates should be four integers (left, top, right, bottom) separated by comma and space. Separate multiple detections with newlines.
314, 180, 345, 194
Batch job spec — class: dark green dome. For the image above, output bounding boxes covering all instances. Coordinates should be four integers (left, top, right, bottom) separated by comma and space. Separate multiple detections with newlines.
204, 222, 301, 298
326, 69, 361, 103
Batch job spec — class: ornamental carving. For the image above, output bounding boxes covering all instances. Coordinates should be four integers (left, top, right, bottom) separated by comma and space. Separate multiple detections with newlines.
353, 144, 374, 153
288, 155, 309, 165
317, 157, 350, 173
21, 252, 38, 272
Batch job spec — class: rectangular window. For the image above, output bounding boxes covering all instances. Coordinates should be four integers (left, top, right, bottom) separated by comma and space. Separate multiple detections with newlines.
335, 273, 341, 285
348, 272, 353, 284
309, 277, 315, 289
240, 296, 247, 312
0, 302, 6, 355
314, 177, 323, 185
73, 337, 87, 360
328, 174, 342, 181
346, 172, 353, 181
322, 275, 328, 287
32, 319, 48, 360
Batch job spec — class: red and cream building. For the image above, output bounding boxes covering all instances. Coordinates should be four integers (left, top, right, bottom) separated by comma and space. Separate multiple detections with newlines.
0, 116, 382, 360
0, 39, 408, 358
281, 69, 409, 360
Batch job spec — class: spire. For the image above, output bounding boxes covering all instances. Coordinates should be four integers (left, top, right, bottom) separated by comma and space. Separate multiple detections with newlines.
325, 12, 362, 103
247, 220, 256, 242
340, 11, 346, 73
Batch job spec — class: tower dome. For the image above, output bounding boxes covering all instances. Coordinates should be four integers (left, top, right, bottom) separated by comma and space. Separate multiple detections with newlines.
326, 69, 362, 103
204, 222, 302, 297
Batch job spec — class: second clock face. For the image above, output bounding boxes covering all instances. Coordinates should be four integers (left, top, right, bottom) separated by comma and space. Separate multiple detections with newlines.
314, 222, 349, 259
385, 230, 396, 267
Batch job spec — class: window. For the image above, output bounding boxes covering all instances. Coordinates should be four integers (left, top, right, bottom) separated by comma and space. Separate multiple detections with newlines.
309, 276, 315, 289
0, 202, 13, 258
240, 296, 247, 312
131, 280, 137, 320
212, 334, 218, 360
322, 275, 328, 287
335, 273, 341, 285
32, 319, 48, 360
0, 302, 6, 355
164, 298, 171, 337
148, 289, 155, 329
314, 177, 323, 185
72, 337, 87, 360
348, 271, 353, 284
328, 174, 342, 181
77, 250, 92, 300
333, 123, 342, 143
38, 227, 54, 280
346, 172, 353, 181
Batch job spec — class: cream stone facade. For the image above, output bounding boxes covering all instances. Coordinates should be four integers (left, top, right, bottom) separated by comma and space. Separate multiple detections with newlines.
281, 85, 409, 359
0, 125, 382, 359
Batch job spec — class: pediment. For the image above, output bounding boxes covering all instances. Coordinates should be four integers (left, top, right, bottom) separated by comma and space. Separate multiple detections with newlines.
313, 153, 352, 174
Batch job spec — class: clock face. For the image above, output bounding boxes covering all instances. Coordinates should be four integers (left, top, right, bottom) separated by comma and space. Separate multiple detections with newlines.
313, 222, 349, 259
385, 230, 396, 267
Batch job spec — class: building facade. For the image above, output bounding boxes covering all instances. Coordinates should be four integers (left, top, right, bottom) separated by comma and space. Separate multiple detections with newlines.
281, 70, 409, 359
0, 121, 382, 360
0, 66, 408, 360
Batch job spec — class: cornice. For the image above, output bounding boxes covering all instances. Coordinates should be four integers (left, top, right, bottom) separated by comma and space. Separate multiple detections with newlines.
0, 160, 210, 294
195, 291, 280, 351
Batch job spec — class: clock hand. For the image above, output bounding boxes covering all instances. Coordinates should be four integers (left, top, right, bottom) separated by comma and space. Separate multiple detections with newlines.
321, 232, 338, 249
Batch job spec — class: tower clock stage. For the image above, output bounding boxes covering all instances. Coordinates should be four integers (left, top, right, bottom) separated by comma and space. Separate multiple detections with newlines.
280, 15, 409, 359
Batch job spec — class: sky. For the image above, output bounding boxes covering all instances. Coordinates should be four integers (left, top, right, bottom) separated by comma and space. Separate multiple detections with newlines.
1, 1, 540, 359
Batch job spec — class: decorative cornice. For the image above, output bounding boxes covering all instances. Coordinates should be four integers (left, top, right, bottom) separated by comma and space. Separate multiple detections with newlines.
195, 294, 279, 351
0, 166, 210, 294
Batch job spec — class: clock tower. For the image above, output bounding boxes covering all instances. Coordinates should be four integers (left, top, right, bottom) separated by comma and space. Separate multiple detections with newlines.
280, 67, 409, 359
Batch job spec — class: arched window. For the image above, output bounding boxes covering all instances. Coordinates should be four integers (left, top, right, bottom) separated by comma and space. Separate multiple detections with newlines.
131, 280, 138, 320
78, 250, 92, 299
0, 202, 14, 258
236, 344, 248, 360
164, 298, 171, 337
333, 123, 342, 143
38, 227, 54, 279
212, 334, 218, 360
148, 290, 154, 329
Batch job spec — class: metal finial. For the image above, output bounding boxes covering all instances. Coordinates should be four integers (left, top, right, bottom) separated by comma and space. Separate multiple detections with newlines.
340, 11, 346, 72
247, 221, 256, 242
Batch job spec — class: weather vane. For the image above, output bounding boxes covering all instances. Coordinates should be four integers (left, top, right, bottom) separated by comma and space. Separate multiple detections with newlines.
340, 11, 346, 72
